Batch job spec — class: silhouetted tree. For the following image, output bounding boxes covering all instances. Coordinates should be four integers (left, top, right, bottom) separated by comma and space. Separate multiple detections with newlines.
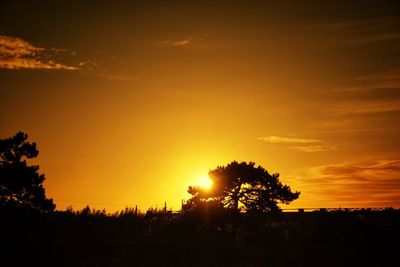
187, 161, 300, 213
0, 131, 55, 212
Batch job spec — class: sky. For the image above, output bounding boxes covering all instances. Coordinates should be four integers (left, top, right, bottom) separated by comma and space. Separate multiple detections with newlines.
1, 0, 400, 211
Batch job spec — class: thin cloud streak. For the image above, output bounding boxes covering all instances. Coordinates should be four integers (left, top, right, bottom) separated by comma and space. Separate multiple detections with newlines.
307, 18, 400, 48
163, 39, 191, 47
292, 159, 400, 207
0, 35, 79, 70
258, 135, 320, 144
292, 145, 331, 153
340, 70, 400, 93
308, 69, 400, 120
155, 34, 209, 47
334, 99, 400, 115
337, 33, 400, 47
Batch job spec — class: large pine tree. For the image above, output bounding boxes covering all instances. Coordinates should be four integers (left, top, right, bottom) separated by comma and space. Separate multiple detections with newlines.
187, 161, 300, 213
0, 132, 55, 213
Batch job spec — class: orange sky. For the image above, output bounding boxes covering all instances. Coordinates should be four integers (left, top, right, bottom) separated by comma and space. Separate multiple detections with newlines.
1, 1, 400, 211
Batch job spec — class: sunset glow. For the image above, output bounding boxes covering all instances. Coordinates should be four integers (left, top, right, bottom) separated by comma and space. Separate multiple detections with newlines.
1, 1, 399, 212
196, 176, 213, 191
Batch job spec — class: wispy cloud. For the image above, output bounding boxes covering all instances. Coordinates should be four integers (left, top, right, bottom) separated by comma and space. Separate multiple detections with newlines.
307, 18, 400, 48
337, 33, 400, 47
258, 135, 333, 152
0, 35, 80, 70
258, 135, 320, 144
293, 159, 400, 207
354, 70, 400, 82
334, 99, 400, 115
292, 145, 330, 153
329, 70, 400, 115
161, 39, 192, 47
351, 70, 400, 91
155, 34, 208, 47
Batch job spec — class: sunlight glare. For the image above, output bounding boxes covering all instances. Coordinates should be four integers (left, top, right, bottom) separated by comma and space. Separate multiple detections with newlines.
196, 175, 213, 190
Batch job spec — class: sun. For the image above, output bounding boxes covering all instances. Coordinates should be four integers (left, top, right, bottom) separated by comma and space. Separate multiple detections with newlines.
196, 175, 213, 190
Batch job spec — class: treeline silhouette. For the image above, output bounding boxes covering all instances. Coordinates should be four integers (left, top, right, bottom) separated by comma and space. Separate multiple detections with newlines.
1, 132, 399, 266
1, 205, 399, 266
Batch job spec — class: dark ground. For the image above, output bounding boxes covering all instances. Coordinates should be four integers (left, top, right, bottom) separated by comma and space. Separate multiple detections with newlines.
1, 208, 399, 266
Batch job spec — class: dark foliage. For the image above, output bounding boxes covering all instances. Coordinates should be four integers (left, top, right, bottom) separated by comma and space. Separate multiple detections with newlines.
1, 134, 397, 266
1, 208, 399, 266
0, 131, 55, 213
186, 161, 300, 213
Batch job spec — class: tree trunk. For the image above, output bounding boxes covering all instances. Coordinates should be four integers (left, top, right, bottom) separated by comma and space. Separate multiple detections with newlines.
234, 197, 239, 211
233, 182, 242, 211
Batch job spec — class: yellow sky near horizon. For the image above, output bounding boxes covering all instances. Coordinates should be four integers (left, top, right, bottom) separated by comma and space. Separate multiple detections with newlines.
1, 1, 400, 211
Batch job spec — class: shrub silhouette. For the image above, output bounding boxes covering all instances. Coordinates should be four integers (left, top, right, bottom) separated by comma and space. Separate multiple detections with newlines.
0, 131, 55, 213
186, 161, 300, 213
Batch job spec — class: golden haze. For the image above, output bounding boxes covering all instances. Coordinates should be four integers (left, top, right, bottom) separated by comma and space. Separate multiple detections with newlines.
1, 1, 400, 211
